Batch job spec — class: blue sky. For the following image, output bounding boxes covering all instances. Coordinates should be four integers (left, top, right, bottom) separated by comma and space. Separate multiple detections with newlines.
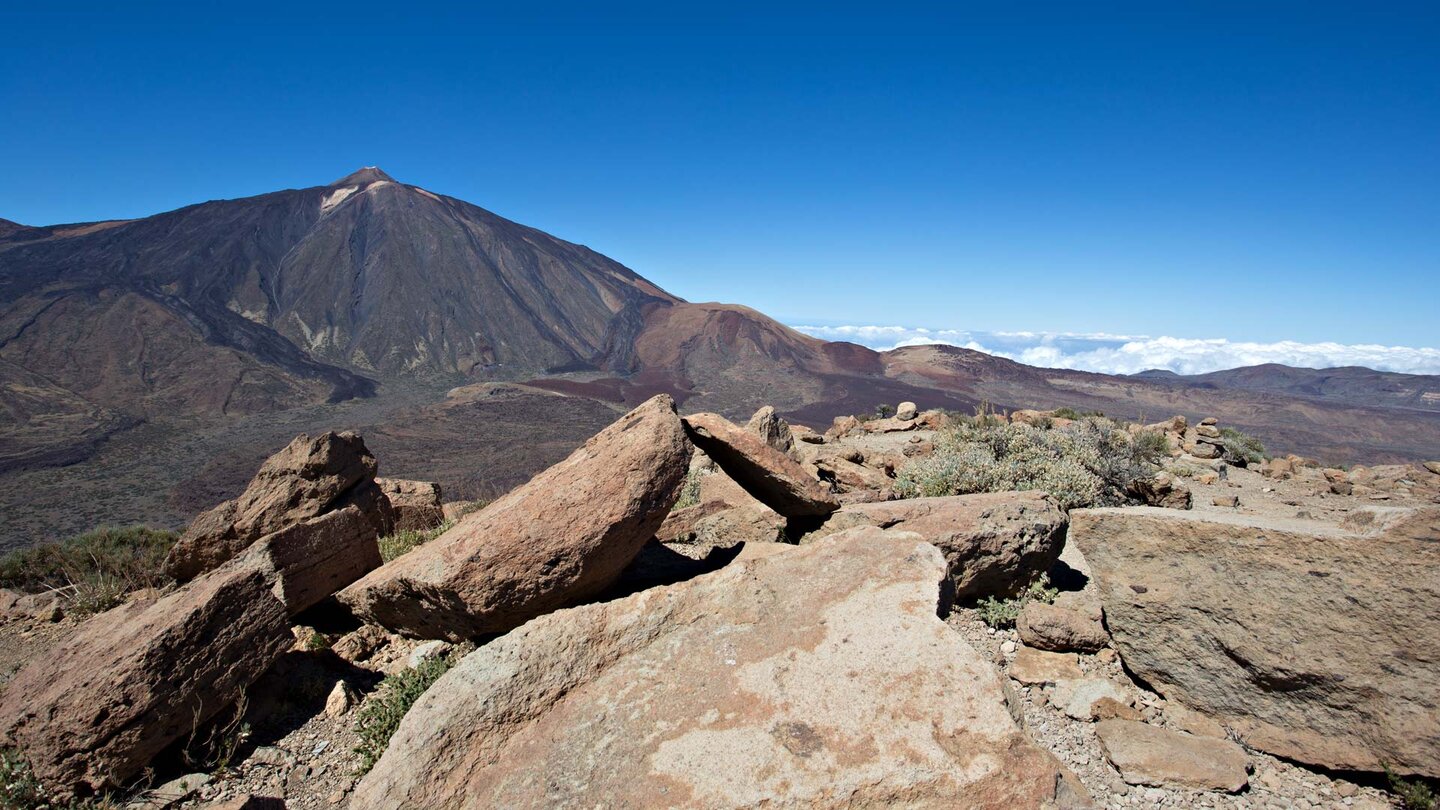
2, 2, 1438, 362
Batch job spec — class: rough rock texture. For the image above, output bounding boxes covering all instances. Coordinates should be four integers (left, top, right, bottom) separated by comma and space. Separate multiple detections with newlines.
1096, 720, 1248, 792
802, 492, 1067, 600
164, 432, 391, 581
744, 405, 796, 456
1009, 647, 1084, 685
0, 568, 291, 794
1017, 601, 1109, 653
1127, 473, 1193, 510
1050, 678, 1132, 721
376, 478, 445, 533
656, 500, 786, 548
351, 528, 1081, 809
1073, 505, 1440, 777
682, 413, 840, 518
231, 505, 381, 615
339, 395, 691, 640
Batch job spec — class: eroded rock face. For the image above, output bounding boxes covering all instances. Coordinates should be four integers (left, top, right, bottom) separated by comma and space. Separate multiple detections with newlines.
802, 492, 1067, 600
376, 478, 444, 533
682, 412, 840, 518
1073, 506, 1440, 777
0, 568, 291, 795
164, 431, 391, 582
231, 505, 382, 615
744, 405, 796, 456
338, 395, 691, 640
351, 527, 1079, 809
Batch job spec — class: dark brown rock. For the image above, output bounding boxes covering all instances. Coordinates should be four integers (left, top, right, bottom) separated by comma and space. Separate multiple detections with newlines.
0, 568, 291, 795
338, 395, 691, 640
164, 432, 391, 582
682, 412, 839, 518
376, 478, 445, 533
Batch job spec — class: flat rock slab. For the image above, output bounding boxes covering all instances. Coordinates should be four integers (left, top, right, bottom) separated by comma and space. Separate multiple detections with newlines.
0, 568, 291, 794
233, 504, 381, 615
1009, 647, 1084, 685
1051, 678, 1131, 721
1017, 601, 1108, 653
352, 527, 1080, 809
682, 412, 840, 517
1073, 506, 1440, 777
339, 395, 691, 640
1096, 719, 1248, 792
802, 492, 1067, 599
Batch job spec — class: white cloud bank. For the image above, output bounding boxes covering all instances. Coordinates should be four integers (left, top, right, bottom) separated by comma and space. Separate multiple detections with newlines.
790, 325, 1440, 376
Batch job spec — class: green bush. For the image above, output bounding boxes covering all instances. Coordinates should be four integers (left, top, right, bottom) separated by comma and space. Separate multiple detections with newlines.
354, 655, 455, 773
1217, 427, 1267, 466
377, 519, 456, 563
672, 467, 707, 511
1388, 766, 1437, 810
894, 417, 1167, 510
975, 576, 1059, 629
0, 526, 177, 616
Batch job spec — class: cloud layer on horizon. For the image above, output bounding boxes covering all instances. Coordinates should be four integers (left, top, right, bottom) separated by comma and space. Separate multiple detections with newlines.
789, 325, 1440, 376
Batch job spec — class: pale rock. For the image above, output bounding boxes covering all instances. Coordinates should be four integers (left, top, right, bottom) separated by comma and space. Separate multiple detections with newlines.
350, 527, 1081, 808
1051, 678, 1132, 721
1096, 719, 1248, 792
1008, 647, 1083, 685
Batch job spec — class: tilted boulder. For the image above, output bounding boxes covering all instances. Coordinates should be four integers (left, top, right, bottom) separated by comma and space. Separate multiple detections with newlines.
351, 528, 1081, 809
743, 405, 796, 457
338, 395, 691, 640
656, 499, 785, 548
230, 505, 381, 615
164, 431, 392, 582
682, 413, 840, 518
376, 478, 445, 533
1073, 506, 1440, 777
801, 492, 1067, 599
0, 568, 291, 795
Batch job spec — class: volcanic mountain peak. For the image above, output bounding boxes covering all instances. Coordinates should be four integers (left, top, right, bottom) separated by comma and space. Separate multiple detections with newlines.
330, 166, 396, 187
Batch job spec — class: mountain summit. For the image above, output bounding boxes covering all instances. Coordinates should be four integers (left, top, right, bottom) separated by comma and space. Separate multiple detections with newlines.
330, 166, 396, 186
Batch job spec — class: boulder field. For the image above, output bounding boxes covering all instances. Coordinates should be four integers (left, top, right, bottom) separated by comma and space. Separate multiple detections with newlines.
0, 400, 1435, 806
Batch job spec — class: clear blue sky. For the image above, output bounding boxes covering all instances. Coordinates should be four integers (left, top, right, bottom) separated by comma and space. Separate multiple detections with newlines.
2, 2, 1437, 346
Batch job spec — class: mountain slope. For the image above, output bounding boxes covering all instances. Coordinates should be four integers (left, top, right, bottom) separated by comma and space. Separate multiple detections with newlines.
1134, 363, 1440, 413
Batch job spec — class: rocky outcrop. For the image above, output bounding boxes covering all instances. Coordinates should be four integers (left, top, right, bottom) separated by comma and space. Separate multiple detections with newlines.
376, 478, 444, 533
338, 395, 691, 640
0, 568, 291, 795
801, 492, 1067, 599
682, 412, 840, 518
656, 500, 785, 548
231, 505, 382, 615
1073, 505, 1440, 777
1017, 601, 1109, 653
164, 432, 392, 582
351, 527, 1080, 809
744, 405, 796, 456
1126, 472, 1192, 510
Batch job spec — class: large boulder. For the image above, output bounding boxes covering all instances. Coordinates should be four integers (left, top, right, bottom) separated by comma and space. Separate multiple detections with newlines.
1073, 506, 1440, 777
338, 395, 692, 640
1096, 720, 1248, 792
0, 568, 291, 795
376, 478, 445, 533
164, 432, 392, 581
351, 528, 1081, 809
801, 492, 1067, 599
683, 413, 840, 518
231, 505, 382, 615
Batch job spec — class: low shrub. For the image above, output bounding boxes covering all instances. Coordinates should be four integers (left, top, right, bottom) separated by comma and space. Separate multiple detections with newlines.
672, 467, 707, 511
0, 526, 177, 616
1217, 427, 1266, 466
354, 655, 455, 773
893, 417, 1168, 510
1388, 766, 1437, 810
377, 520, 456, 563
974, 576, 1059, 629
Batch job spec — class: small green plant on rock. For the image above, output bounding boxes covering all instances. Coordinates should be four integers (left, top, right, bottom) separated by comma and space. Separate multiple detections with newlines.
974, 575, 1059, 629
354, 655, 455, 773
1388, 766, 1437, 810
672, 467, 707, 511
